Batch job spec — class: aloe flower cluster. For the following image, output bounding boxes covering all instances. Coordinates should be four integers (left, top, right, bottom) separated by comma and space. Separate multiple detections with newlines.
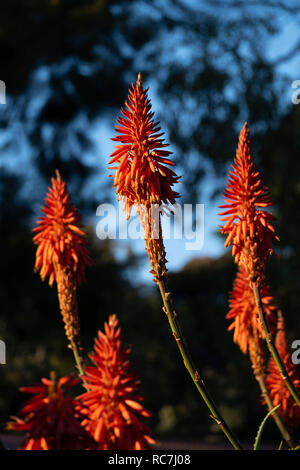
4, 76, 300, 453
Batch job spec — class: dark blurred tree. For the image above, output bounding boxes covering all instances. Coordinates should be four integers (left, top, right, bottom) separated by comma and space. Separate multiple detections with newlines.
259, 105, 300, 339
0, 171, 31, 229
0, 0, 151, 202
0, 0, 299, 202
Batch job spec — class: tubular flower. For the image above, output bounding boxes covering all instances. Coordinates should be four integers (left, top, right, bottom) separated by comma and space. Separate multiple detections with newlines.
227, 267, 276, 354
266, 314, 300, 429
109, 74, 180, 282
33, 171, 91, 348
33, 170, 91, 287
7, 373, 96, 450
78, 315, 154, 450
109, 73, 180, 218
219, 122, 278, 283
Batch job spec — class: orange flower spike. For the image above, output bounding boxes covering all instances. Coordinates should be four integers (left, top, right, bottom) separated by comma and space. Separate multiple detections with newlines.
7, 373, 96, 450
266, 314, 300, 430
78, 315, 154, 450
219, 122, 278, 283
109, 74, 180, 283
33, 170, 91, 286
33, 171, 91, 354
227, 267, 276, 354
109, 73, 180, 218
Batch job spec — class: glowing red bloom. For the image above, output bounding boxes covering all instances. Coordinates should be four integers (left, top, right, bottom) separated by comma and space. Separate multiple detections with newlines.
219, 122, 278, 282
7, 373, 96, 450
266, 315, 300, 429
227, 267, 276, 354
33, 170, 91, 287
78, 315, 154, 450
109, 73, 180, 218
33, 171, 91, 352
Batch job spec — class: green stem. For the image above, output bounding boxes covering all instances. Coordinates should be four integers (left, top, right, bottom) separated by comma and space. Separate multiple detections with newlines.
70, 340, 85, 378
256, 373, 295, 448
252, 282, 300, 409
70, 340, 91, 393
157, 277, 243, 450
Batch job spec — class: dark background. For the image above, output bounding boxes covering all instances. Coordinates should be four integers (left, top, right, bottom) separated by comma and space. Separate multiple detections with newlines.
1, 0, 300, 446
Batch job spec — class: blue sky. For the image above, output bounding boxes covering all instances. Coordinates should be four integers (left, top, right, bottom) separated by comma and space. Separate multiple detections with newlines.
1, 4, 300, 284
87, 15, 300, 284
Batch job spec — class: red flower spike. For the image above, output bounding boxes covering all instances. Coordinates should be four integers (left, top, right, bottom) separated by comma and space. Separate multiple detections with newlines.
7, 373, 96, 450
219, 122, 278, 283
33, 170, 91, 287
109, 73, 180, 218
266, 314, 300, 430
227, 267, 276, 354
78, 314, 154, 450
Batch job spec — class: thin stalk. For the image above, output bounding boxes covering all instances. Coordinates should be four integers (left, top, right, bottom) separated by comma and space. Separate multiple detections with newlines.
70, 339, 85, 378
252, 282, 300, 409
256, 373, 295, 448
157, 277, 243, 450
55, 264, 87, 385
69, 334, 90, 390
70, 341, 91, 393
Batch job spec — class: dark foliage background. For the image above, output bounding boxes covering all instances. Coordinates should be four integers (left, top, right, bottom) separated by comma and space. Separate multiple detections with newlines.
1, 0, 300, 445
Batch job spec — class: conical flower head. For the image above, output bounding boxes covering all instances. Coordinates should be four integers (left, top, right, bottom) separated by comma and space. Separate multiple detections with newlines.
109, 73, 180, 218
33, 171, 91, 286
266, 315, 300, 429
7, 373, 96, 450
78, 315, 154, 450
227, 267, 276, 354
219, 122, 278, 282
